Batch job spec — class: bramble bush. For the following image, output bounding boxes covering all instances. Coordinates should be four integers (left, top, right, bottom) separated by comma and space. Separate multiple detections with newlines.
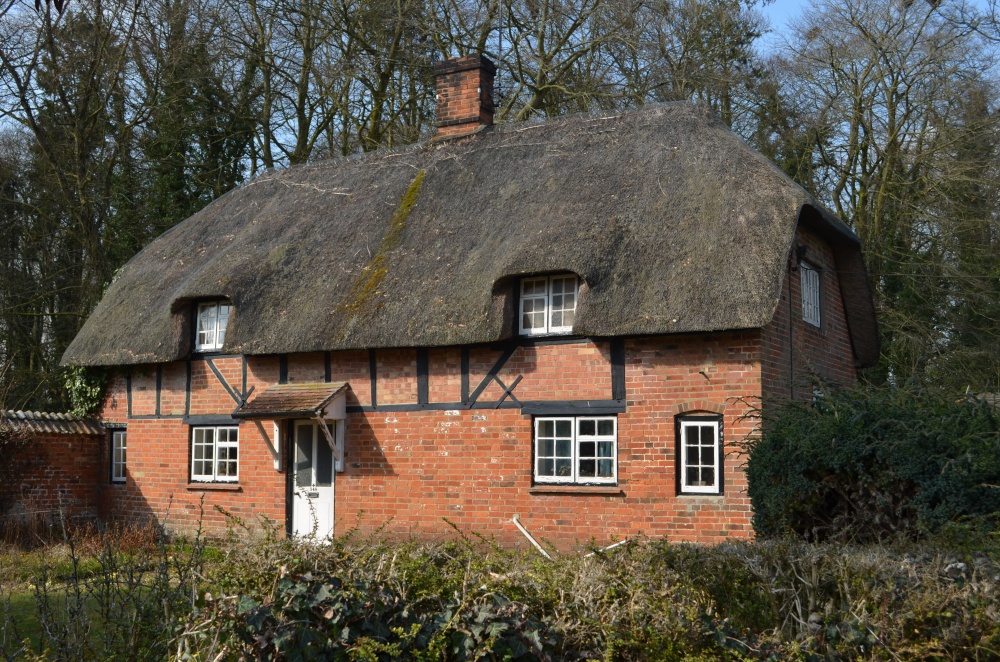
4, 516, 1000, 660
175, 528, 1000, 660
746, 384, 1000, 542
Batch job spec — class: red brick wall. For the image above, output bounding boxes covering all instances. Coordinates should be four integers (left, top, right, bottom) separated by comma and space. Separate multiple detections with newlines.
98, 333, 760, 547
337, 334, 758, 547
761, 226, 858, 402
3, 431, 102, 522
99, 360, 288, 531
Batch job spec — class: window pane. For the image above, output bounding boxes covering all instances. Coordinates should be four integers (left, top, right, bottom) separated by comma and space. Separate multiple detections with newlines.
700, 446, 714, 465
597, 420, 614, 436
522, 279, 546, 296
538, 439, 554, 457
700, 425, 715, 445
217, 311, 230, 346
316, 434, 333, 487
555, 459, 572, 476
579, 441, 595, 458
296, 426, 313, 486
524, 311, 544, 330
687, 467, 701, 486
578, 419, 596, 436
686, 445, 699, 464
597, 459, 614, 477
555, 439, 571, 458
555, 420, 572, 437
538, 458, 554, 476
197, 304, 217, 347
579, 459, 596, 477
700, 467, 715, 486
538, 420, 554, 437
597, 441, 613, 458
548, 277, 577, 331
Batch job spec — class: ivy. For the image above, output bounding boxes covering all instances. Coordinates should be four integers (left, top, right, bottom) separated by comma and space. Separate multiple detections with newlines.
62, 366, 108, 418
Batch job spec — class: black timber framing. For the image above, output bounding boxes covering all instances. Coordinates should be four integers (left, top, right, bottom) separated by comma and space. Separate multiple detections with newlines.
346, 399, 625, 414
155, 365, 162, 416
461, 348, 470, 404
369, 350, 378, 408
416, 349, 429, 405
122, 337, 629, 421
610, 338, 626, 400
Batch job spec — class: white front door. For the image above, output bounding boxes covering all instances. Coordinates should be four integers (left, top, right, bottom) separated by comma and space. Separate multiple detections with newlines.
292, 421, 335, 539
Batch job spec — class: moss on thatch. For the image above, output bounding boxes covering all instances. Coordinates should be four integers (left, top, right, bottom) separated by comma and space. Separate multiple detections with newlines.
338, 169, 426, 325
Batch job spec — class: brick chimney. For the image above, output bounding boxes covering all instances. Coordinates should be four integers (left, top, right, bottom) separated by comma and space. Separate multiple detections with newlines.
433, 54, 496, 138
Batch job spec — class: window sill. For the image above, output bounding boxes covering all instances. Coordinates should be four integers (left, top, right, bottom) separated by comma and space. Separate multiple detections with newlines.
187, 483, 242, 492
529, 485, 623, 496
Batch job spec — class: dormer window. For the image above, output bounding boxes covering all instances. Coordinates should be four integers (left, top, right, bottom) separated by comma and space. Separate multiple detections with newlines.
195, 301, 232, 352
519, 274, 578, 336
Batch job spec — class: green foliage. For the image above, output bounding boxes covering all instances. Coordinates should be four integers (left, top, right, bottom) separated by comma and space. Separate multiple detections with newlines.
61, 367, 107, 418
5, 519, 1000, 660
178, 531, 1000, 660
1, 520, 208, 660
747, 385, 1000, 542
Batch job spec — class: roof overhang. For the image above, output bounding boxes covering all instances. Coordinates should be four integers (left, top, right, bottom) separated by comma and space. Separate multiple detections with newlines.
233, 382, 349, 420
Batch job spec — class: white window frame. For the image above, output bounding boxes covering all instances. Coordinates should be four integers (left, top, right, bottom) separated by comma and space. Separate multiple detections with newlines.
191, 426, 239, 482
678, 416, 722, 495
111, 430, 127, 483
519, 274, 578, 336
533, 416, 617, 485
800, 261, 821, 328
195, 301, 233, 352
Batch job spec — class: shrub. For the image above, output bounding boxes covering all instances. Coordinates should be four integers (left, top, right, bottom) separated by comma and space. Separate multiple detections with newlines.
746, 385, 1000, 542
175, 532, 1000, 660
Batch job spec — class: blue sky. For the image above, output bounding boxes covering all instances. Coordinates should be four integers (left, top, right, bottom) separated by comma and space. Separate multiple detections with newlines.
759, 0, 807, 48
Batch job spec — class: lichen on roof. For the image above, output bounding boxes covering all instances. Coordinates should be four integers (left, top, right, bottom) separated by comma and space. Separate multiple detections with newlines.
61, 103, 878, 367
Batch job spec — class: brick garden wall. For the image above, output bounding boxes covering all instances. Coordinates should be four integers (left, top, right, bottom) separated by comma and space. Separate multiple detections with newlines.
2, 431, 102, 524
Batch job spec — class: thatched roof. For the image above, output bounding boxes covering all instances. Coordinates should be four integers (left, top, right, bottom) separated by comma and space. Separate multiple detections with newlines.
62, 104, 878, 367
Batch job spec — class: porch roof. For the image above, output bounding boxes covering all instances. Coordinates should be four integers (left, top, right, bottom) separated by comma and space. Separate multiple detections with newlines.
233, 382, 348, 419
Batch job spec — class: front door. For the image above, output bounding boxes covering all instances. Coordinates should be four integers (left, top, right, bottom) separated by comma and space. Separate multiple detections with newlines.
292, 421, 335, 539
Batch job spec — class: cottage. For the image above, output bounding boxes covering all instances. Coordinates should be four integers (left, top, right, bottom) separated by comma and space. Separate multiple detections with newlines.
61, 55, 877, 546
